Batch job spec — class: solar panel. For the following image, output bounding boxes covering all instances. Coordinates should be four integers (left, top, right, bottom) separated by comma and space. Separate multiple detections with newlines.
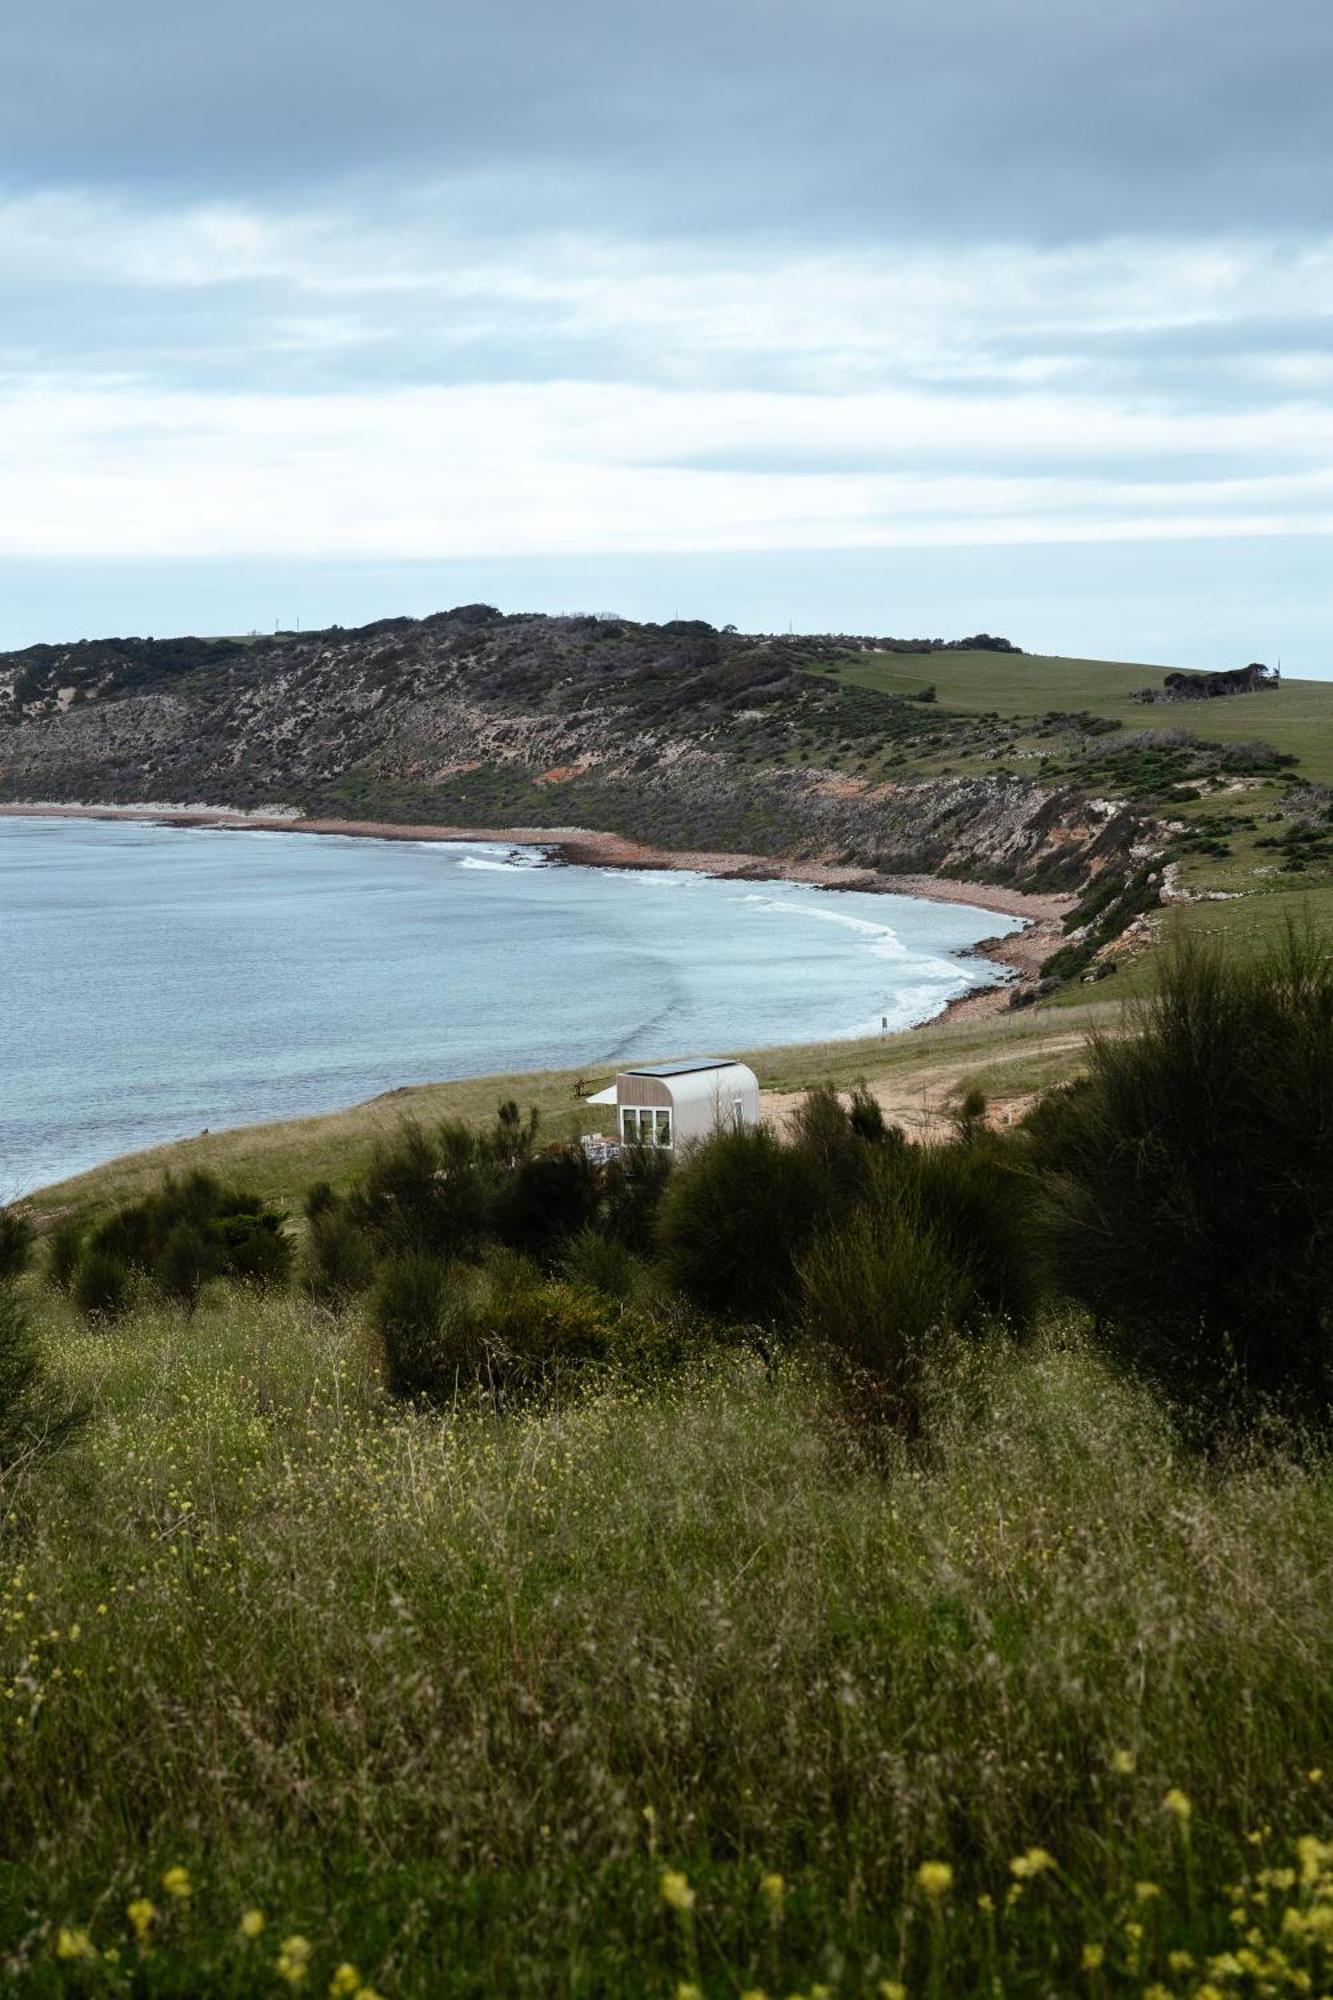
624, 1058, 734, 1078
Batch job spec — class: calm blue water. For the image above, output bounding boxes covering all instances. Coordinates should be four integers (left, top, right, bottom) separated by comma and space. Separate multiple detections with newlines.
0, 816, 1020, 1196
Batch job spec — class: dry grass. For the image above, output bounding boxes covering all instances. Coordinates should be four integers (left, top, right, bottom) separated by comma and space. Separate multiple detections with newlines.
1, 1284, 1331, 1993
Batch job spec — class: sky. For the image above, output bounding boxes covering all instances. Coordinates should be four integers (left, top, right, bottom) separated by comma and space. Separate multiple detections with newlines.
3, 0, 1332, 670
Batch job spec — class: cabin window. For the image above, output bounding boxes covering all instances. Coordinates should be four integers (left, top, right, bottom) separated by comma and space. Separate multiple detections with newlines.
621, 1106, 672, 1148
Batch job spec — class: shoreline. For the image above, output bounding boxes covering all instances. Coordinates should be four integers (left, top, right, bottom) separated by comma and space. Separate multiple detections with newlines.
0, 799, 1071, 1023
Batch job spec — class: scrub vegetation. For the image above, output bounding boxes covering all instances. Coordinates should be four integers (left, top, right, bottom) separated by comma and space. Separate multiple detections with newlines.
2, 934, 1332, 1994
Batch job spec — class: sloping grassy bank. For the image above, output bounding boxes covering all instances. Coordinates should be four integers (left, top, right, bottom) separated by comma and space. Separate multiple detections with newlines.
21, 1002, 1109, 1224
2, 1288, 1331, 1995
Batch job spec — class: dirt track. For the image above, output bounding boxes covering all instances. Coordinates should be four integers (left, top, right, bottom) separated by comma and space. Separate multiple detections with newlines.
762, 1028, 1089, 1141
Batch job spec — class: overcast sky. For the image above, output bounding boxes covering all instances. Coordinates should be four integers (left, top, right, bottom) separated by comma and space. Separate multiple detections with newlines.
3, 0, 1331, 667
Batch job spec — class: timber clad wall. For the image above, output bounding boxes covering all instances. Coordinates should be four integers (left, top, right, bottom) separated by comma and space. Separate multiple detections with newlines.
618, 1076, 672, 1108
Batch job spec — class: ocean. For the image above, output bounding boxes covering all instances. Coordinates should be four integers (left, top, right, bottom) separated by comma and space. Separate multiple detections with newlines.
0, 815, 1021, 1197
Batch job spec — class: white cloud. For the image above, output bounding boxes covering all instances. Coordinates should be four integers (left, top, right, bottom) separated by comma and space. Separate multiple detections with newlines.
2, 186, 1332, 561
3, 375, 1333, 560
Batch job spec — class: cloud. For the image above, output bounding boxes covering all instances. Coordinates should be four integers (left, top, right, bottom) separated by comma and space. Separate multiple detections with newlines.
4, 0, 1332, 241
3, 373, 1332, 562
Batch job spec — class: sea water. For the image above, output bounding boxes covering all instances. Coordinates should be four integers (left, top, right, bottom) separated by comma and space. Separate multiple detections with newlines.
0, 816, 1022, 1196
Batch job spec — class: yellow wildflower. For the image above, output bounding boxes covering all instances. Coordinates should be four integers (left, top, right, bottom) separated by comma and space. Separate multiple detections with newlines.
55, 1927, 96, 1962
760, 1872, 785, 1910
1298, 1835, 1333, 1885
675, 1985, 703, 2000
353, 1990, 383, 2000
977, 1893, 994, 1913
1309, 1767, 1324, 1784
330, 1966, 361, 1997
161, 1864, 192, 1900
879, 1984, 907, 2000
1110, 1747, 1136, 1775
240, 1908, 267, 1939
740, 1990, 769, 2000
127, 1898, 156, 1944
277, 1935, 314, 1986
660, 1869, 696, 1915
1134, 1880, 1160, 1903
917, 1861, 953, 1901
1162, 1787, 1192, 1822
1143, 1987, 1172, 2000
1080, 1942, 1104, 1971
1167, 1949, 1195, 1974
1010, 1847, 1056, 1879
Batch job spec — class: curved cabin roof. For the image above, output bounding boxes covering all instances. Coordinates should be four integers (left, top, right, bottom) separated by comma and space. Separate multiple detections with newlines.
621, 1058, 758, 1110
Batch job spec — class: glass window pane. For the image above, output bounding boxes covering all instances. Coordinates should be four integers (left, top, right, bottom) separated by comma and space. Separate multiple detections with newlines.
655, 1109, 672, 1147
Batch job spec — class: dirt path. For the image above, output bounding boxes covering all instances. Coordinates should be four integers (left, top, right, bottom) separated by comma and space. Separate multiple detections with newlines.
762, 1029, 1089, 1141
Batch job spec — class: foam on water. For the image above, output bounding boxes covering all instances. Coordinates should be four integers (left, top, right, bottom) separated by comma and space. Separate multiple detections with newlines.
0, 817, 1022, 1196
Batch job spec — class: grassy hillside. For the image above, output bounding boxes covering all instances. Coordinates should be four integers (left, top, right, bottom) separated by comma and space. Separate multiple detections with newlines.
822, 648, 1333, 779
2, 1291, 1331, 1996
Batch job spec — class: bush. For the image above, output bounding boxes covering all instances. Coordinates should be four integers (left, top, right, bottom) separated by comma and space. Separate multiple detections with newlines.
87, 1173, 292, 1296
787, 1085, 873, 1208
599, 1143, 672, 1253
0, 1209, 32, 1283
349, 1122, 488, 1260
493, 1146, 600, 1264
560, 1228, 646, 1303
46, 1218, 84, 1293
1034, 929, 1333, 1428
302, 1207, 376, 1303
155, 1222, 212, 1314
374, 1255, 619, 1405
372, 1255, 455, 1399
657, 1125, 830, 1322
72, 1249, 131, 1322
799, 1207, 970, 1434
904, 1141, 1044, 1332
0, 1285, 83, 1476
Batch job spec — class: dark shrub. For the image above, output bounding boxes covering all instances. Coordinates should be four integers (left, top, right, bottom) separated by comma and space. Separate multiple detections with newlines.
0, 1286, 84, 1475
600, 1143, 672, 1253
787, 1085, 872, 1208
494, 1146, 600, 1264
904, 1141, 1044, 1332
302, 1208, 376, 1302
657, 1124, 829, 1321
216, 1210, 293, 1288
73, 1249, 131, 1322
87, 1173, 291, 1294
371, 1255, 455, 1399
46, 1219, 84, 1294
1035, 930, 1333, 1427
155, 1222, 213, 1314
560, 1228, 645, 1303
0, 1210, 32, 1283
478, 1279, 616, 1389
349, 1122, 488, 1260
848, 1085, 901, 1147
799, 1207, 970, 1434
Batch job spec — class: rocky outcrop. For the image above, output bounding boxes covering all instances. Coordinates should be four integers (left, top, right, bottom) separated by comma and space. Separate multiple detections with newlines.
0, 608, 1154, 899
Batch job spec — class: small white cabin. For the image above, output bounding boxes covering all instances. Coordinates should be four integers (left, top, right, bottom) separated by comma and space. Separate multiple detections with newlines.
588, 1058, 760, 1152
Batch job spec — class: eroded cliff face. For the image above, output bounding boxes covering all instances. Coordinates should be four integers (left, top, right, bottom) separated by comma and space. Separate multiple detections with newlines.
0, 609, 1159, 896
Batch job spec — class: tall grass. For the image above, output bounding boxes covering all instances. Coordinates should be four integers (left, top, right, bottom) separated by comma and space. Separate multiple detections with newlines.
2, 1284, 1331, 1993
